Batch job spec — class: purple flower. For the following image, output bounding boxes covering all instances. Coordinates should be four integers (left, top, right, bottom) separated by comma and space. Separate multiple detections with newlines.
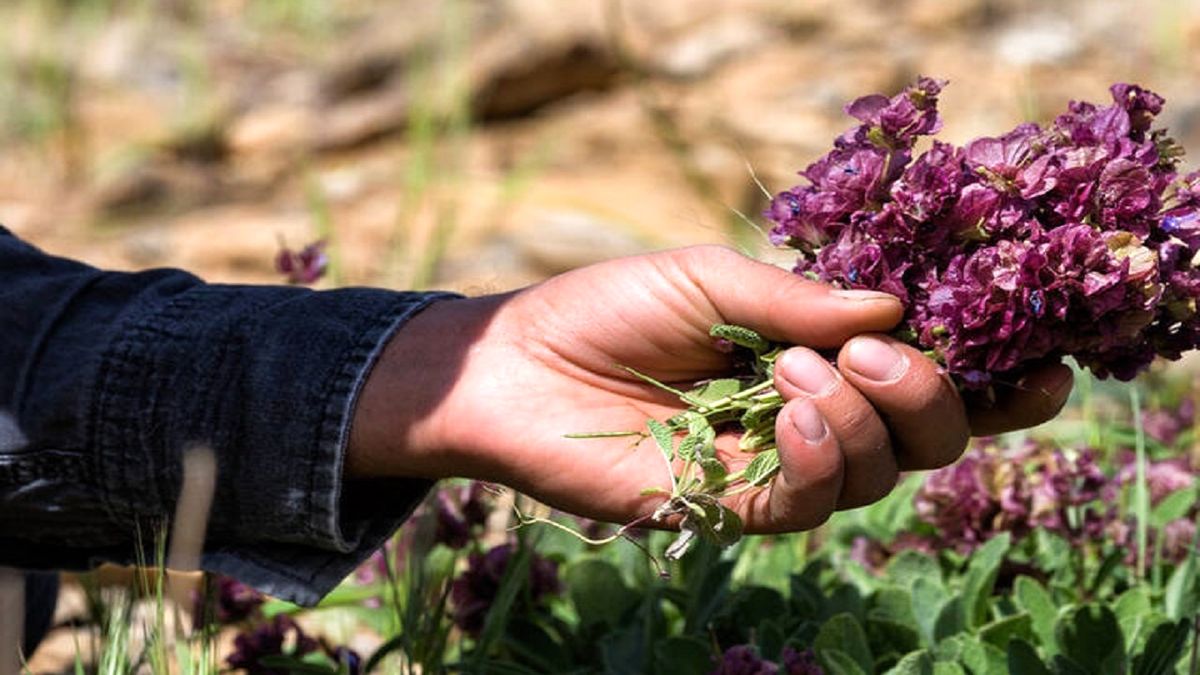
1115, 453, 1196, 504
1140, 398, 1195, 447
432, 481, 494, 549
916, 441, 1116, 550
195, 575, 264, 625
844, 76, 945, 148
766, 78, 1200, 389
711, 645, 779, 675
227, 615, 319, 675
275, 240, 328, 285
450, 543, 561, 636
781, 647, 825, 675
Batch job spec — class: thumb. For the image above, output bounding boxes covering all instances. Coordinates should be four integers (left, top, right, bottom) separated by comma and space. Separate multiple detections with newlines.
675, 246, 904, 348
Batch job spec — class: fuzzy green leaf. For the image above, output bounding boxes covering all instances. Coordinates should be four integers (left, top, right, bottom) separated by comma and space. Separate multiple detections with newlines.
688, 378, 743, 405
741, 449, 781, 487
884, 651, 933, 675
912, 577, 949, 647
710, 324, 769, 352
960, 533, 1009, 629
886, 550, 943, 591
1014, 576, 1058, 651
957, 637, 1006, 675
1113, 586, 1153, 650
699, 457, 728, 488
646, 419, 675, 462
815, 613, 873, 675
566, 559, 640, 629
978, 612, 1034, 650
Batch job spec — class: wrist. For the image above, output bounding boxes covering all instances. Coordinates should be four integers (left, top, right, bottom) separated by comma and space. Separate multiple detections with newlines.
345, 293, 510, 481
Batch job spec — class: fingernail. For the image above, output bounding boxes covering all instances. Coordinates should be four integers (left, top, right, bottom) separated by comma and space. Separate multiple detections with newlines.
845, 338, 907, 382
779, 349, 838, 396
791, 399, 828, 442
829, 289, 898, 302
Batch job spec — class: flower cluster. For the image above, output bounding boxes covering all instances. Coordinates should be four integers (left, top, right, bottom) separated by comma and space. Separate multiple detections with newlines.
766, 79, 1200, 387
913, 440, 1115, 551
227, 615, 318, 675
449, 542, 561, 636
710, 645, 824, 675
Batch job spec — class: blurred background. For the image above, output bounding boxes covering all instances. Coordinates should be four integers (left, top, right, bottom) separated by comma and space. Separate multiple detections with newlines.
10, 0, 1200, 670
7, 0, 1200, 294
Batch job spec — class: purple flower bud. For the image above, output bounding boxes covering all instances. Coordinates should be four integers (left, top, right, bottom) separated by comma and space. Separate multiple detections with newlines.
711, 645, 779, 675
196, 575, 265, 625
780, 647, 825, 675
275, 240, 328, 285
227, 615, 318, 675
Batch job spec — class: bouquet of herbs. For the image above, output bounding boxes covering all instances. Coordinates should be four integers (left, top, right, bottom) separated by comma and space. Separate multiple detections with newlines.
615, 79, 1200, 558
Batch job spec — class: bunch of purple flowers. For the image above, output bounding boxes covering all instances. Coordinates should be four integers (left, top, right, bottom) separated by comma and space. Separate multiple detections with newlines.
710, 645, 824, 675
912, 440, 1116, 552
766, 79, 1200, 387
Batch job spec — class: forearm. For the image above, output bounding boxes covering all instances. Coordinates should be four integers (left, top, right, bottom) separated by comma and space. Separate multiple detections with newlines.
0, 227, 457, 604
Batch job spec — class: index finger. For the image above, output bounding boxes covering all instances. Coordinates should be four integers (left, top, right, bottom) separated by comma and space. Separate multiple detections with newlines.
965, 362, 1074, 436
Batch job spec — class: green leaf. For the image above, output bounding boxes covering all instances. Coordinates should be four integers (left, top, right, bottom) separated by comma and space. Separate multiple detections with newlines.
565, 559, 639, 629
818, 649, 869, 675
1151, 485, 1197, 528
687, 378, 744, 405
872, 586, 919, 629
978, 612, 1034, 650
646, 419, 675, 461
886, 550, 943, 591
1006, 639, 1051, 675
1113, 586, 1153, 649
1013, 576, 1058, 651
958, 636, 1007, 675
912, 577, 949, 647
742, 449, 781, 487
1130, 619, 1190, 675
960, 533, 1010, 629
884, 650, 933, 675
652, 636, 712, 675
1054, 604, 1125, 675
1165, 553, 1199, 621
931, 663, 966, 675
866, 614, 922, 658
934, 595, 965, 642
710, 324, 769, 352
699, 457, 728, 488
815, 613, 873, 675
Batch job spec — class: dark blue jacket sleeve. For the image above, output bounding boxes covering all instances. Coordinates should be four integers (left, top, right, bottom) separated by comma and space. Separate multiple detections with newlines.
0, 225, 453, 605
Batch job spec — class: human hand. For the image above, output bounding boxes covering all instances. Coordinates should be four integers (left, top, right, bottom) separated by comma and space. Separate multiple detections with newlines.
349, 246, 1073, 533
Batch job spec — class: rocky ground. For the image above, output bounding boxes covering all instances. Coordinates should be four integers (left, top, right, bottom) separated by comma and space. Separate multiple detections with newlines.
13, 0, 1200, 670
